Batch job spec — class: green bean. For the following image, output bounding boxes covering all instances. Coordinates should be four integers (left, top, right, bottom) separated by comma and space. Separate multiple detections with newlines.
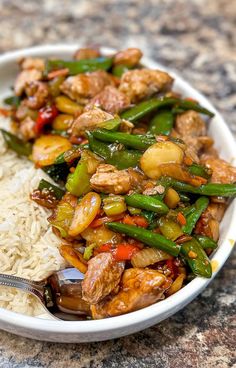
3, 95, 21, 107
38, 179, 65, 200
87, 131, 141, 169
0, 129, 32, 156
180, 238, 212, 278
194, 235, 218, 249
187, 163, 212, 179
45, 57, 113, 76
121, 97, 214, 123
148, 110, 174, 135
125, 193, 169, 215
92, 129, 155, 150
99, 117, 121, 131
182, 197, 209, 235
107, 222, 180, 257
112, 65, 130, 77
181, 205, 195, 217
43, 163, 69, 184
178, 192, 191, 202
161, 177, 236, 197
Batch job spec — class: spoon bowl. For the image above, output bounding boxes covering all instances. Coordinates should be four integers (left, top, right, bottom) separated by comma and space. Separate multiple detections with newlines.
0, 268, 90, 321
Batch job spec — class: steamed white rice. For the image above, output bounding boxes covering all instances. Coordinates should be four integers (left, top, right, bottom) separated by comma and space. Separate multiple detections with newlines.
0, 116, 65, 316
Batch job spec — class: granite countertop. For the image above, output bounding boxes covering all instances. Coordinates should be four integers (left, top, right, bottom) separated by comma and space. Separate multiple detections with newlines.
0, 0, 235, 367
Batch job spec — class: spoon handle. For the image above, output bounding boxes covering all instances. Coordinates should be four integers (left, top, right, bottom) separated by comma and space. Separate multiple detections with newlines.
0, 273, 45, 304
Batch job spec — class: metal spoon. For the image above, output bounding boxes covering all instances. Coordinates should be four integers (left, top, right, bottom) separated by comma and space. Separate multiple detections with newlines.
0, 268, 91, 321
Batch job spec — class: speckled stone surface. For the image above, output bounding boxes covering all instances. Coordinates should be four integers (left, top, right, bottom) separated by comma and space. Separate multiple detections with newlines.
0, 0, 235, 367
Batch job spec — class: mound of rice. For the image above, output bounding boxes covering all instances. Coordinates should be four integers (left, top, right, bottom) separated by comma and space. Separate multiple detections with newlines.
0, 117, 65, 316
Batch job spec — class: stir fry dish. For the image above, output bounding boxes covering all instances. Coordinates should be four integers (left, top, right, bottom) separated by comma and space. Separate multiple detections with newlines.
1, 47, 236, 319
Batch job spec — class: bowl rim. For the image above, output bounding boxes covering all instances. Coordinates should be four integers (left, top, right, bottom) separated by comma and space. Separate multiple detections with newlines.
0, 44, 235, 335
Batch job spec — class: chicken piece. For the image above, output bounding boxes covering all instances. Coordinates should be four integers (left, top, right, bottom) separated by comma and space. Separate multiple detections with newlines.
175, 111, 213, 160
82, 253, 125, 304
19, 116, 36, 141
25, 81, 49, 110
74, 47, 100, 60
71, 108, 113, 137
60, 70, 112, 104
91, 268, 172, 319
119, 69, 173, 103
15, 100, 30, 121
14, 69, 42, 96
175, 110, 206, 137
200, 156, 236, 184
19, 57, 45, 71
195, 203, 226, 242
90, 164, 143, 194
85, 86, 130, 114
113, 48, 143, 67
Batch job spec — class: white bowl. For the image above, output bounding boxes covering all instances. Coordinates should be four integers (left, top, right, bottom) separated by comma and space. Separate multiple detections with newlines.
0, 45, 235, 343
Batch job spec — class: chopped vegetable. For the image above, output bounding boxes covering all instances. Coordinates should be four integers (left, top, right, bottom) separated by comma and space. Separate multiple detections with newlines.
0, 129, 32, 156
55, 96, 83, 115
159, 217, 183, 241
182, 196, 209, 235
38, 179, 65, 200
4, 95, 21, 107
107, 222, 180, 257
93, 129, 156, 150
32, 134, 72, 167
59, 244, 87, 273
140, 141, 184, 179
125, 193, 169, 215
87, 131, 141, 169
123, 214, 149, 228
98, 242, 140, 261
194, 235, 218, 249
49, 201, 74, 237
131, 247, 171, 267
164, 188, 180, 209
166, 274, 185, 296
121, 97, 214, 123
160, 177, 236, 197
180, 238, 212, 278
68, 192, 101, 236
103, 195, 127, 216
35, 105, 58, 134
45, 57, 113, 76
148, 110, 174, 135
84, 243, 97, 261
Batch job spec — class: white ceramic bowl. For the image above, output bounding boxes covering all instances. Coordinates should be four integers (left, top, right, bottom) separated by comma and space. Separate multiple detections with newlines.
0, 45, 235, 343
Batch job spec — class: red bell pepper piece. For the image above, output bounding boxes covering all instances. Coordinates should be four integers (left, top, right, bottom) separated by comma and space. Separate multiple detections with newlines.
35, 105, 58, 134
123, 215, 148, 228
98, 242, 140, 261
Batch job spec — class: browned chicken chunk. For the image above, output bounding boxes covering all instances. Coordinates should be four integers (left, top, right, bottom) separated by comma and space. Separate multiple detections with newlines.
200, 156, 236, 184
60, 70, 112, 104
113, 48, 143, 67
82, 253, 125, 304
25, 81, 49, 110
119, 69, 173, 103
19, 116, 36, 141
85, 85, 130, 114
71, 108, 113, 137
14, 69, 42, 96
175, 110, 214, 161
19, 57, 45, 71
74, 48, 100, 60
175, 110, 206, 137
91, 268, 172, 319
90, 164, 144, 194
